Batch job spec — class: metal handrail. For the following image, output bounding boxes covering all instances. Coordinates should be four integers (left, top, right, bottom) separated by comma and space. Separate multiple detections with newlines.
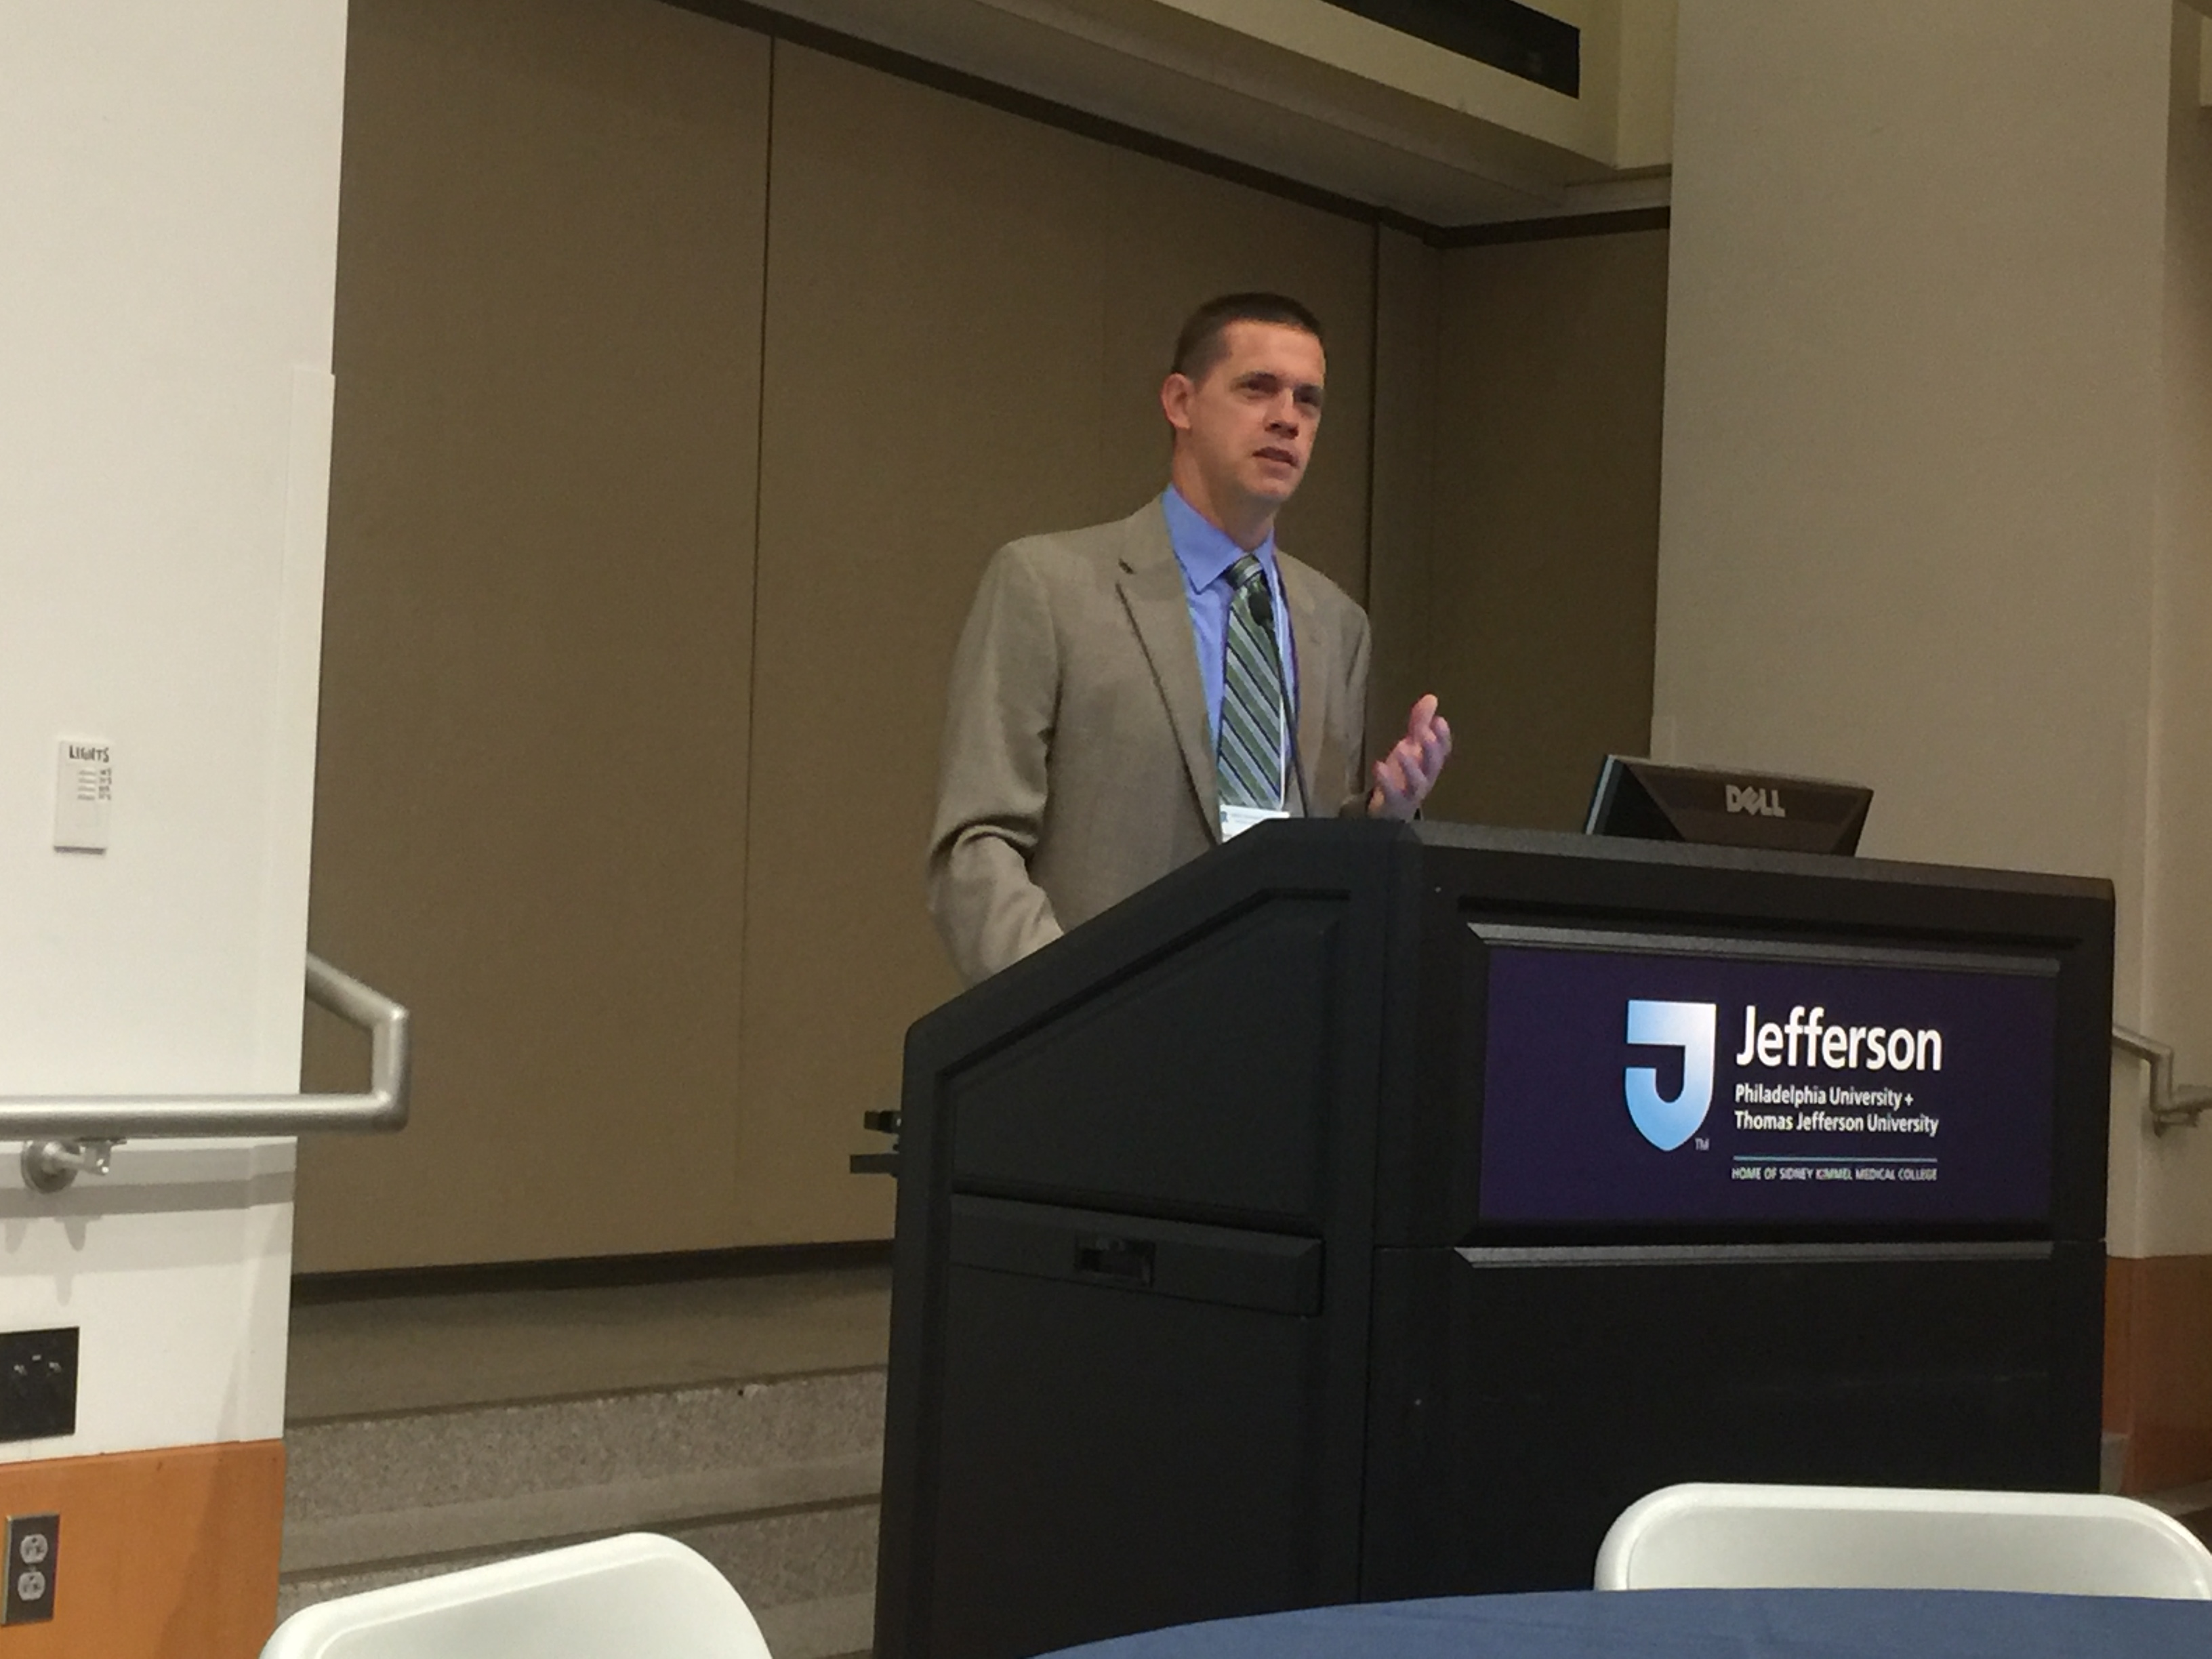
2113, 1025, 2212, 1134
7, 954, 409, 1192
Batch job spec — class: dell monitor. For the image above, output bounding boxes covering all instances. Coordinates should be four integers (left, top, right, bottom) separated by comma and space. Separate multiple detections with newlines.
1584, 755, 1872, 855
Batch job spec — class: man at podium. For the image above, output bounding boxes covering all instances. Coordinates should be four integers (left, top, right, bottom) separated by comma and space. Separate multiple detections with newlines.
928, 292, 1452, 984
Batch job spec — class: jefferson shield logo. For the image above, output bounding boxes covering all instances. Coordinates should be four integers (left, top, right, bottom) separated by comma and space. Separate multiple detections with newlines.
1624, 1000, 1717, 1151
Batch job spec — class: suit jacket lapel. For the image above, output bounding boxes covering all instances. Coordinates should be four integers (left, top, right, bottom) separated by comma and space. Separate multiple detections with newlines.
1118, 501, 1219, 838
1281, 558, 1326, 811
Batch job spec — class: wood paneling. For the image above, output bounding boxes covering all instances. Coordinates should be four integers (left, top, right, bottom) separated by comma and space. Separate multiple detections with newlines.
298, 0, 771, 1267
1367, 227, 1443, 766
303, 10, 1386, 1263
0, 1441, 283, 1658
2106, 1253, 2212, 1493
731, 43, 1374, 1243
1422, 229, 1668, 830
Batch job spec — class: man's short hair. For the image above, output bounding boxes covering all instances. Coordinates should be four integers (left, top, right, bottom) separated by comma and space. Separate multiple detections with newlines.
1170, 293, 1326, 384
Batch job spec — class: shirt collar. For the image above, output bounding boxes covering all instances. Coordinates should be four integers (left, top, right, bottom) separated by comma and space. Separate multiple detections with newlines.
1162, 485, 1277, 596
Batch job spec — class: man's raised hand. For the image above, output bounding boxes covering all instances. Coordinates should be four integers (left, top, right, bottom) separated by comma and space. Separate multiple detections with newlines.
1369, 693, 1452, 820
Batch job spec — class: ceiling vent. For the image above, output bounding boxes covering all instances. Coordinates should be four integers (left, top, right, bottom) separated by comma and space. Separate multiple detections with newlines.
1319, 0, 1580, 98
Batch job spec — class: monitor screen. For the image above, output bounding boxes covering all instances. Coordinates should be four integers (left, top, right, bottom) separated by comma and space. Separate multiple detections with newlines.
1474, 924, 2058, 1228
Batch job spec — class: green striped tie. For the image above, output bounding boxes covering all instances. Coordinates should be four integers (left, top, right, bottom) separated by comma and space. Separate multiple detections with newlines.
1217, 554, 1286, 812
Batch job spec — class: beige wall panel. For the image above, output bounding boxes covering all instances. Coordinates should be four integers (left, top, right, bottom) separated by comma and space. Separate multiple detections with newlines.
298, 0, 770, 1269
737, 43, 1374, 1243
1367, 227, 1443, 766
1423, 230, 1668, 830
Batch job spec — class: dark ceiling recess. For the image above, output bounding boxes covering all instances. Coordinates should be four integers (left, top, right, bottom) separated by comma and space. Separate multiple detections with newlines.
1318, 0, 1580, 98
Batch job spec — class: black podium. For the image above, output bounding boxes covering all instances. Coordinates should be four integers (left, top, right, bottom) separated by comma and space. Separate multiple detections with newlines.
874, 820, 2113, 1659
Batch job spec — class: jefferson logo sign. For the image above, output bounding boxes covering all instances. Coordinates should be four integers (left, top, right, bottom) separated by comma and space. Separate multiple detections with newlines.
1624, 1000, 1717, 1151
1475, 930, 2058, 1226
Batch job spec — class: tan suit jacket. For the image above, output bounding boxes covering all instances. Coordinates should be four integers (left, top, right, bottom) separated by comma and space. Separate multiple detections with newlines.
928, 495, 1372, 985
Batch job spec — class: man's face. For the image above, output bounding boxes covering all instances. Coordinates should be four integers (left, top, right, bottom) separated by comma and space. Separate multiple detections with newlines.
1162, 321, 1326, 516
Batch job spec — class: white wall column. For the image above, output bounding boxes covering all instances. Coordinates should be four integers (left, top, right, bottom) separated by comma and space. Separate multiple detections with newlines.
0, 1, 350, 1643
1654, 0, 2212, 1488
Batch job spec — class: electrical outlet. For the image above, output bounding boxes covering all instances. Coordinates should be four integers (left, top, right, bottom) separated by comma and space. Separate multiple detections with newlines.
2, 1515, 58, 1624
0, 1330, 77, 1443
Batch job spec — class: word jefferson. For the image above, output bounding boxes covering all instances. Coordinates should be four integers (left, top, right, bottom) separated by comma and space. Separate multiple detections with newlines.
1734, 1004, 1942, 1073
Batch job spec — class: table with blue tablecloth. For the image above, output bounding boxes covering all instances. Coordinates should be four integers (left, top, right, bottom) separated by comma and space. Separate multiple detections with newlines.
1040, 1589, 2212, 1659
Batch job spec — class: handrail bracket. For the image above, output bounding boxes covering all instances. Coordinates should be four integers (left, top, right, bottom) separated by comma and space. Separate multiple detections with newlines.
21, 1138, 117, 1195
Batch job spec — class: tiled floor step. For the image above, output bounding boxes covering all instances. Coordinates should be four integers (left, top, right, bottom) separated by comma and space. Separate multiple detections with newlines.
284, 1369, 884, 1566
280, 1261, 891, 1657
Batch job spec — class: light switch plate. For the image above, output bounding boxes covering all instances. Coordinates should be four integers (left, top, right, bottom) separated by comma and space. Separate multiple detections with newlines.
3, 1514, 58, 1624
53, 738, 112, 853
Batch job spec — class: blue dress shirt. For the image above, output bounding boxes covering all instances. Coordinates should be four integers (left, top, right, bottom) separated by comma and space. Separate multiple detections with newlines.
1160, 487, 1298, 764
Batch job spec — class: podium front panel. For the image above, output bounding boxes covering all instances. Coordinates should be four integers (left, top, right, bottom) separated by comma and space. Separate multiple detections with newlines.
878, 823, 2114, 1659
1360, 1240, 2105, 1595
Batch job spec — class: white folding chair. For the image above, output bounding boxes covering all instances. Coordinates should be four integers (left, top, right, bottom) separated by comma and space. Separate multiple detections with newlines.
1595, 1482, 2212, 1599
260, 1532, 775, 1658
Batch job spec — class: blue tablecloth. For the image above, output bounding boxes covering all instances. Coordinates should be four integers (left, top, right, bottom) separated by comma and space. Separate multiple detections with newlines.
1040, 1589, 2212, 1659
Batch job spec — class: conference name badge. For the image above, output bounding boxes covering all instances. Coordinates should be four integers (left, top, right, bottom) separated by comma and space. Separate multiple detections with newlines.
1219, 804, 1290, 842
